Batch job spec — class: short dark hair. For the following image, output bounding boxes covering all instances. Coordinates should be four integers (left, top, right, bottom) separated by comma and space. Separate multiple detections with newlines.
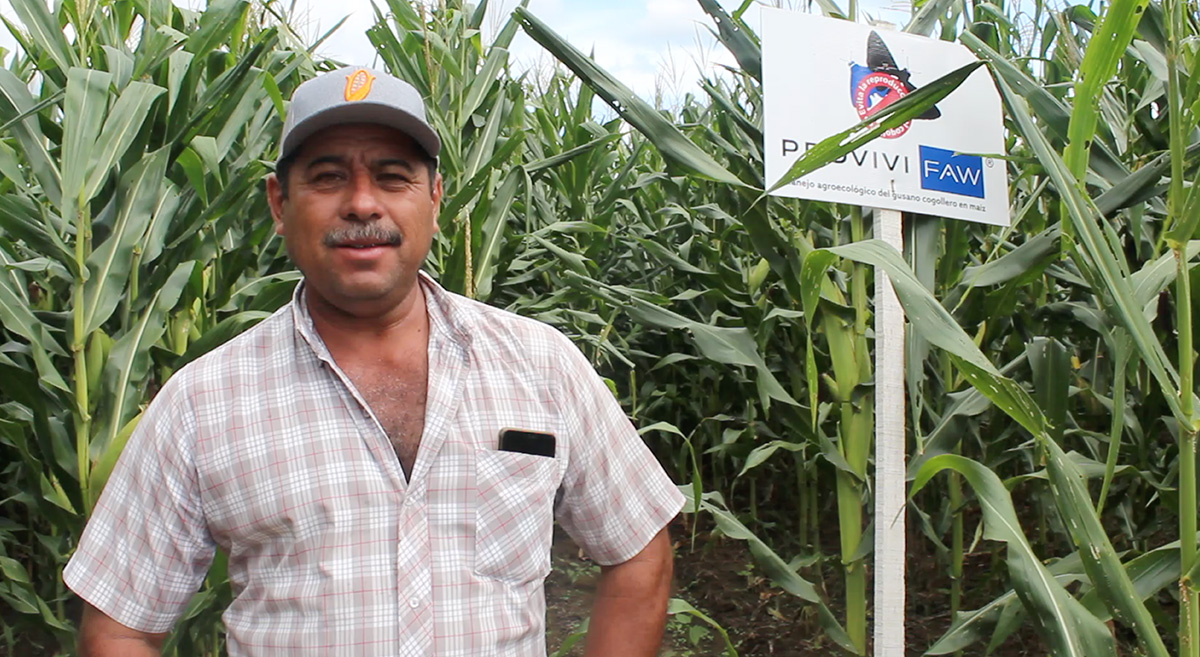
274, 150, 439, 199
275, 152, 299, 198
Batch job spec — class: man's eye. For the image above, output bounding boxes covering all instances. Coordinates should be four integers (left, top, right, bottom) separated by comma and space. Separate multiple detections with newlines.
310, 170, 345, 184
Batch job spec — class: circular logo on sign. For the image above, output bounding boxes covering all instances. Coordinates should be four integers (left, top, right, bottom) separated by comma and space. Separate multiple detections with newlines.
853, 72, 911, 139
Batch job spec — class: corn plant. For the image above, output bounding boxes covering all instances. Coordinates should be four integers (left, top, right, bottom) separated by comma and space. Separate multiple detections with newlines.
0, 0, 317, 652
368, 0, 532, 300
513, 0, 1200, 655
3, 0, 1199, 655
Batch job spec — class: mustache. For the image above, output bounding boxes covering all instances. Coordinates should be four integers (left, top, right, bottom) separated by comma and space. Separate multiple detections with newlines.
322, 225, 403, 247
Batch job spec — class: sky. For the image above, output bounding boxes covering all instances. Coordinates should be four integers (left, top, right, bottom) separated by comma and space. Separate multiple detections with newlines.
0, 0, 916, 99
279, 0, 915, 97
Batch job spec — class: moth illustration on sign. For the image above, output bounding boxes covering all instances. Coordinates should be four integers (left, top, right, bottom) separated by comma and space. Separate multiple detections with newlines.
849, 32, 942, 139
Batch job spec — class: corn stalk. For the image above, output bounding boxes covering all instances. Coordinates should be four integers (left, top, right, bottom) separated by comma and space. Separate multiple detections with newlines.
0, 0, 317, 651
1158, 0, 1200, 650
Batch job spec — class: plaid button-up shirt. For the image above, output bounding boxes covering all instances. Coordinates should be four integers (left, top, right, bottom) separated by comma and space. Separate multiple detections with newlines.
65, 272, 685, 656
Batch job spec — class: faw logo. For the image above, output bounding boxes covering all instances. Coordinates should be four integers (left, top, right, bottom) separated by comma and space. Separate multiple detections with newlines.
919, 146, 984, 198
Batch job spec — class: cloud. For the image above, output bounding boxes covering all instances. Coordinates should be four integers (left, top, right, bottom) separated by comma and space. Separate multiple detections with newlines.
645, 0, 711, 39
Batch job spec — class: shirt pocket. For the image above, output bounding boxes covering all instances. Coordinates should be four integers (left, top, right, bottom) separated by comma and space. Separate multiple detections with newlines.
473, 447, 559, 583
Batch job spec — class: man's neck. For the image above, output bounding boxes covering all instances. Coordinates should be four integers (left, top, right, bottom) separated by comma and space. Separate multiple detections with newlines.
305, 282, 431, 362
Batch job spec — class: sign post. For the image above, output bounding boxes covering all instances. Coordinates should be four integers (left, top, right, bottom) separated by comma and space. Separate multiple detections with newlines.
873, 207, 906, 657
762, 9, 1009, 657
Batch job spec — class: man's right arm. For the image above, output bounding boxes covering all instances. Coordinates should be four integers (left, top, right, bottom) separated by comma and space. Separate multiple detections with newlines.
79, 602, 168, 657
66, 376, 211, 653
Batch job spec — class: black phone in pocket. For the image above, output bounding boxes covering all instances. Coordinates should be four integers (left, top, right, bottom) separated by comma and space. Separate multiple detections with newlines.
498, 428, 556, 458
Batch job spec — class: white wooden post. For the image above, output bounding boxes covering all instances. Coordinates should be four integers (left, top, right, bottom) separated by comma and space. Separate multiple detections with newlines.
873, 207, 906, 657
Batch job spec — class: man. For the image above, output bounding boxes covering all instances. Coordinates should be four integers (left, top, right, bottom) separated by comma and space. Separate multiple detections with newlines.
65, 66, 685, 656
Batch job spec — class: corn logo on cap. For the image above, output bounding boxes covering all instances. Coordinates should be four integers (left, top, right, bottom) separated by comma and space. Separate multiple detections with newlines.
278, 66, 441, 163
344, 69, 376, 101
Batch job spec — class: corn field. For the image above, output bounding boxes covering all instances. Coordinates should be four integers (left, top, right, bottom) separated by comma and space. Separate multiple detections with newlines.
0, 0, 1197, 655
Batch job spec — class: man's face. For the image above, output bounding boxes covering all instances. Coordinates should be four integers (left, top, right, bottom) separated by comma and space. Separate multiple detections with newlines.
267, 123, 443, 319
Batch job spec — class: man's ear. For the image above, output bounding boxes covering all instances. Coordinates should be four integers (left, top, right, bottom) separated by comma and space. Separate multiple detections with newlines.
266, 173, 286, 236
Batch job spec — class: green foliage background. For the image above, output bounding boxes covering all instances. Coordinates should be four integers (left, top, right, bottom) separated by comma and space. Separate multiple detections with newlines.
0, 0, 1198, 655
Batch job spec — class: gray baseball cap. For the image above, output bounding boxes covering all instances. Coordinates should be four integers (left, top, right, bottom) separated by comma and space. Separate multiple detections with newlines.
278, 66, 441, 163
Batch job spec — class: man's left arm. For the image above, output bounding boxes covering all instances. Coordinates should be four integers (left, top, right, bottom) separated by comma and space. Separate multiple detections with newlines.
547, 329, 686, 654
583, 527, 674, 657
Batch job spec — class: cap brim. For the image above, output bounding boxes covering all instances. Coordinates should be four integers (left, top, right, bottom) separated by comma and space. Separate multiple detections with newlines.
279, 103, 442, 162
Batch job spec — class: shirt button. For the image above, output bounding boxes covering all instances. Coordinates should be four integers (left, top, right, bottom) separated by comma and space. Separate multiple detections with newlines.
404, 495, 416, 507
408, 598, 420, 609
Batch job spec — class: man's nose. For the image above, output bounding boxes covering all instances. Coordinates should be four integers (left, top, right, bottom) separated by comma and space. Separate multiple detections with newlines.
343, 169, 383, 221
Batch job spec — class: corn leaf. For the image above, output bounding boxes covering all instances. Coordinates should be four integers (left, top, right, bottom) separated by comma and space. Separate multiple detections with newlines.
8, 0, 76, 75
184, 0, 249, 57
82, 81, 166, 209
926, 556, 1089, 654
806, 239, 1046, 436
962, 31, 1129, 184
0, 195, 73, 271
696, 0, 761, 81
1041, 437, 1171, 657
94, 262, 195, 457
906, 0, 963, 36
0, 70, 62, 208
1079, 538, 1198, 620
997, 72, 1190, 425
81, 149, 171, 338
699, 496, 857, 653
472, 169, 522, 300
1063, 0, 1150, 184
667, 598, 738, 656
623, 296, 800, 408
61, 68, 113, 222
912, 455, 1117, 657
514, 7, 746, 187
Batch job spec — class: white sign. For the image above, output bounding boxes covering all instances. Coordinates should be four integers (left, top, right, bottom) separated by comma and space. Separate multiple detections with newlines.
763, 9, 1010, 226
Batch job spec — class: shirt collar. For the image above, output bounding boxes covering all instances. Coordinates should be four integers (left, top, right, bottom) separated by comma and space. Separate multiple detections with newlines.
417, 271, 473, 352
289, 271, 472, 361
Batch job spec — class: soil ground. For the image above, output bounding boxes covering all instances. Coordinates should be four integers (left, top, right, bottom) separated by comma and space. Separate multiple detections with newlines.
544, 519, 1045, 657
